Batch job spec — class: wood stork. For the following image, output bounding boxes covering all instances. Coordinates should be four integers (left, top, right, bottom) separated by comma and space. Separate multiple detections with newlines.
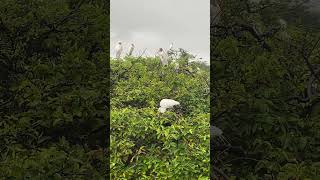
158, 99, 180, 113
157, 48, 168, 66
169, 43, 173, 50
115, 41, 123, 59
128, 43, 135, 56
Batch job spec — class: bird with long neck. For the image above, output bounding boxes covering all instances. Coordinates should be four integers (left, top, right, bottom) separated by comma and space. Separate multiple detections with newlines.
115, 41, 123, 59
128, 43, 135, 56
169, 43, 173, 50
157, 48, 168, 66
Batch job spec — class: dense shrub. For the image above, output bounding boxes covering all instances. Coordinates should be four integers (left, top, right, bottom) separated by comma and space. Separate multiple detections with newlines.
211, 0, 320, 179
110, 57, 210, 179
0, 0, 109, 178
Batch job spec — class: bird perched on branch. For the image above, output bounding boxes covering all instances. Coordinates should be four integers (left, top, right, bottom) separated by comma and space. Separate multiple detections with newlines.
115, 41, 123, 59
158, 99, 180, 113
127, 43, 135, 56
157, 48, 168, 66
169, 42, 173, 50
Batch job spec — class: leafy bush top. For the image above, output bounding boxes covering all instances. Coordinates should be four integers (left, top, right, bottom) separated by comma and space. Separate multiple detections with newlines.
110, 57, 210, 179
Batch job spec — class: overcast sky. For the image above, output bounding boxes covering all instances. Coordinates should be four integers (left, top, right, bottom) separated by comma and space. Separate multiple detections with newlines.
110, 0, 210, 64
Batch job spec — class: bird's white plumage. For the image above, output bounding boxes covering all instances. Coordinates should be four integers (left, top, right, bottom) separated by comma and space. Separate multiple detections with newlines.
158, 107, 167, 113
128, 43, 135, 56
169, 43, 173, 50
160, 53, 168, 65
115, 41, 123, 59
160, 99, 180, 107
158, 48, 168, 66
158, 99, 180, 113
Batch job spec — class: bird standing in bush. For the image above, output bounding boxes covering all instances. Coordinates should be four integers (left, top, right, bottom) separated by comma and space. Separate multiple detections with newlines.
157, 48, 169, 66
127, 43, 135, 56
115, 41, 123, 59
158, 99, 180, 113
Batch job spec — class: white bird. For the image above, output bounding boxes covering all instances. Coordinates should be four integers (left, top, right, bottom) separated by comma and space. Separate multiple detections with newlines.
169, 43, 173, 50
128, 43, 135, 56
115, 41, 123, 59
157, 48, 168, 66
158, 99, 180, 113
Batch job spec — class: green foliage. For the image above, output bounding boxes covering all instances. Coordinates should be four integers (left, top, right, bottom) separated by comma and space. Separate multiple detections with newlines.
212, 0, 320, 179
110, 57, 210, 179
0, 0, 109, 178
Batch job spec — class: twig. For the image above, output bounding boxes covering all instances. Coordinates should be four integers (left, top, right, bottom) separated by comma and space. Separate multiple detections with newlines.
302, 37, 320, 82
211, 165, 230, 180
137, 48, 147, 60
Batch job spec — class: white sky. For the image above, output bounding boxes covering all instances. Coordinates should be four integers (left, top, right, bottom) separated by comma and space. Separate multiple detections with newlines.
110, 0, 210, 64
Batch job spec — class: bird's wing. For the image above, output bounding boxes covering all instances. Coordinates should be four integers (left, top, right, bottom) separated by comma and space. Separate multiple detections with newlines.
158, 107, 166, 113
160, 99, 172, 107
172, 101, 180, 106
159, 99, 166, 107
161, 99, 180, 107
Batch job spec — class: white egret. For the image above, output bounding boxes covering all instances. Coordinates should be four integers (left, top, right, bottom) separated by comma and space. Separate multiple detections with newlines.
128, 43, 135, 56
169, 43, 173, 50
115, 41, 123, 59
158, 99, 180, 113
157, 48, 168, 66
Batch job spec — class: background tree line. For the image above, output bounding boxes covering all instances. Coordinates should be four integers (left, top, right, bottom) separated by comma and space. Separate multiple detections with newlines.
0, 0, 109, 178
211, 0, 320, 179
